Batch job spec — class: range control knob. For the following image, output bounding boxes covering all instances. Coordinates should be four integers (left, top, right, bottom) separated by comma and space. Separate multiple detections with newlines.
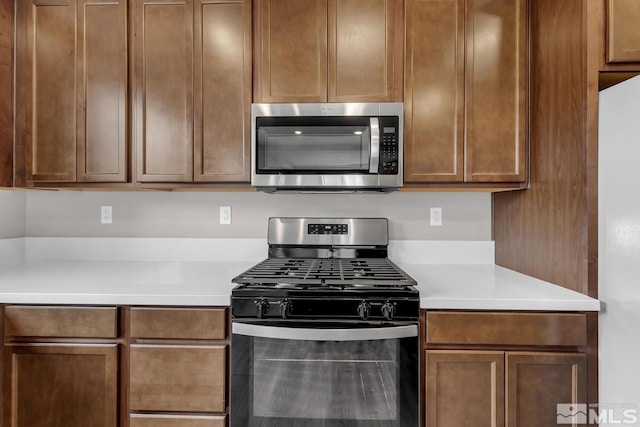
280, 299, 292, 319
357, 300, 371, 320
381, 301, 396, 321
255, 298, 270, 319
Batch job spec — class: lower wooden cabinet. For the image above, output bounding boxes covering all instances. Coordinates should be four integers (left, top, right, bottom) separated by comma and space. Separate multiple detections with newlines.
3, 344, 118, 427
426, 350, 586, 427
506, 352, 586, 427
130, 344, 227, 412
128, 306, 229, 423
2, 305, 230, 427
424, 311, 588, 427
130, 414, 226, 427
426, 350, 505, 427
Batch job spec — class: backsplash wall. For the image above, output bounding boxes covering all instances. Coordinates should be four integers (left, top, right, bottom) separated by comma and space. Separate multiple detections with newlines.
25, 190, 491, 240
0, 190, 26, 238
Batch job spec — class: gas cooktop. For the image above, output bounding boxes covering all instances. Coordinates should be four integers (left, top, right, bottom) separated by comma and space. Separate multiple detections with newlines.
232, 257, 417, 287
231, 218, 419, 321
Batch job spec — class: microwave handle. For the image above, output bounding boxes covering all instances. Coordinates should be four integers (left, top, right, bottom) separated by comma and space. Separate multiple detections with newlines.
369, 117, 380, 174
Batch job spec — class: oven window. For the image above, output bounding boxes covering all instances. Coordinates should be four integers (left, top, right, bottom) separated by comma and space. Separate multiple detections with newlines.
231, 323, 419, 427
253, 337, 397, 421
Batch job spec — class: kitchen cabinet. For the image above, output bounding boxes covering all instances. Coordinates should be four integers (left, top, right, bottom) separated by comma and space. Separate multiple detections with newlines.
130, 414, 226, 427
133, 0, 251, 183
2, 306, 119, 427
424, 311, 588, 427
129, 307, 228, 416
0, 0, 12, 187
606, 0, 640, 63
254, 0, 403, 102
404, 0, 527, 184
14, 0, 127, 185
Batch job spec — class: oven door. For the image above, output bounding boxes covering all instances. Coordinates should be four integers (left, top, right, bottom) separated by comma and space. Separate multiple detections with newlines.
231, 320, 418, 427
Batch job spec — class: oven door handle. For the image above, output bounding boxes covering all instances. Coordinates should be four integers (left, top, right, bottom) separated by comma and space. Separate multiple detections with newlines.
232, 322, 417, 341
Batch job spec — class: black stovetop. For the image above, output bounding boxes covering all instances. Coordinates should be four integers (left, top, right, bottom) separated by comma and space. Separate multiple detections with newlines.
231, 218, 419, 321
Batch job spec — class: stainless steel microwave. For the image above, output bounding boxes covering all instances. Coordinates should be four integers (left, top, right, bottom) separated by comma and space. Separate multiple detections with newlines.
251, 102, 403, 192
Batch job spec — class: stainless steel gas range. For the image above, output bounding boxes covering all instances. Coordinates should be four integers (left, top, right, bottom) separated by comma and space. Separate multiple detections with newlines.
230, 217, 419, 427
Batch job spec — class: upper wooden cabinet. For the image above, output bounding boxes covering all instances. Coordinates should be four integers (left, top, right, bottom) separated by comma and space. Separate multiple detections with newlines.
254, 0, 403, 102
1, 0, 12, 187
14, 0, 127, 185
133, 0, 252, 183
404, 0, 527, 184
606, 0, 640, 63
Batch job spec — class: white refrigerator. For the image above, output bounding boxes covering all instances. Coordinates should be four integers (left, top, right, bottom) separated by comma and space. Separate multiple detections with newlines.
599, 74, 640, 422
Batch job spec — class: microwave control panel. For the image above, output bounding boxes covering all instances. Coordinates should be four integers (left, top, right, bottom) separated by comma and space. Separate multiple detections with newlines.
379, 116, 400, 174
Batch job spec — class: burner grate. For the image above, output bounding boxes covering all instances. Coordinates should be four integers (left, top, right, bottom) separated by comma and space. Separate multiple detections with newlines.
233, 258, 416, 286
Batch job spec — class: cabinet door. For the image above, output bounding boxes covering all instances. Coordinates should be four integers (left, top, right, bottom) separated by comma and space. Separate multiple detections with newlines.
131, 414, 226, 427
194, 0, 251, 182
0, 0, 11, 187
255, 0, 328, 102
404, 0, 465, 182
465, 0, 527, 182
607, 0, 640, 63
426, 350, 505, 427
134, 0, 194, 182
327, 0, 403, 102
3, 344, 118, 427
130, 344, 226, 412
506, 352, 586, 427
77, 0, 127, 182
16, 0, 77, 182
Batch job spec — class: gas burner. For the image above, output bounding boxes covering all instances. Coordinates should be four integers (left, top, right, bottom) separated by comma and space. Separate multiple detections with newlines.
231, 218, 418, 321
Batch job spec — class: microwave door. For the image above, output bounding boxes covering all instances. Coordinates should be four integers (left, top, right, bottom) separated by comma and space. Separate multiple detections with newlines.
256, 118, 372, 173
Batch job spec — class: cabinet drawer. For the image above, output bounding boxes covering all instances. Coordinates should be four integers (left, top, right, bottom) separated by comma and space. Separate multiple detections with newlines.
130, 344, 227, 412
426, 312, 587, 347
130, 414, 225, 427
130, 307, 226, 340
4, 306, 118, 338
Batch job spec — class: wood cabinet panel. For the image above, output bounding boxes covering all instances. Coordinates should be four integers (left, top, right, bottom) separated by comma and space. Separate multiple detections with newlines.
134, 0, 194, 182
607, 0, 640, 63
0, 0, 12, 187
77, 0, 127, 182
15, 0, 127, 185
404, 0, 464, 182
4, 306, 118, 338
405, 0, 527, 185
131, 414, 226, 427
328, 0, 402, 102
255, 0, 327, 102
465, 0, 527, 182
194, 0, 251, 182
3, 344, 118, 427
19, 0, 77, 182
130, 307, 227, 340
506, 352, 586, 427
130, 344, 226, 412
426, 312, 587, 347
426, 350, 505, 427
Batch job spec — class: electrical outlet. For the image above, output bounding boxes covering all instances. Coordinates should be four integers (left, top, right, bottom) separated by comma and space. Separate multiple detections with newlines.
430, 207, 442, 226
220, 206, 232, 225
101, 206, 113, 224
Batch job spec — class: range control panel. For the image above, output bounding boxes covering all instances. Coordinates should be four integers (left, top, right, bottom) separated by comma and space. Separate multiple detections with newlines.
308, 224, 349, 235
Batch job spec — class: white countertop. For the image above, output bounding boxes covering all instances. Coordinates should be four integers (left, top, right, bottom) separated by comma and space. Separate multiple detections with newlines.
0, 238, 600, 311
400, 263, 600, 311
